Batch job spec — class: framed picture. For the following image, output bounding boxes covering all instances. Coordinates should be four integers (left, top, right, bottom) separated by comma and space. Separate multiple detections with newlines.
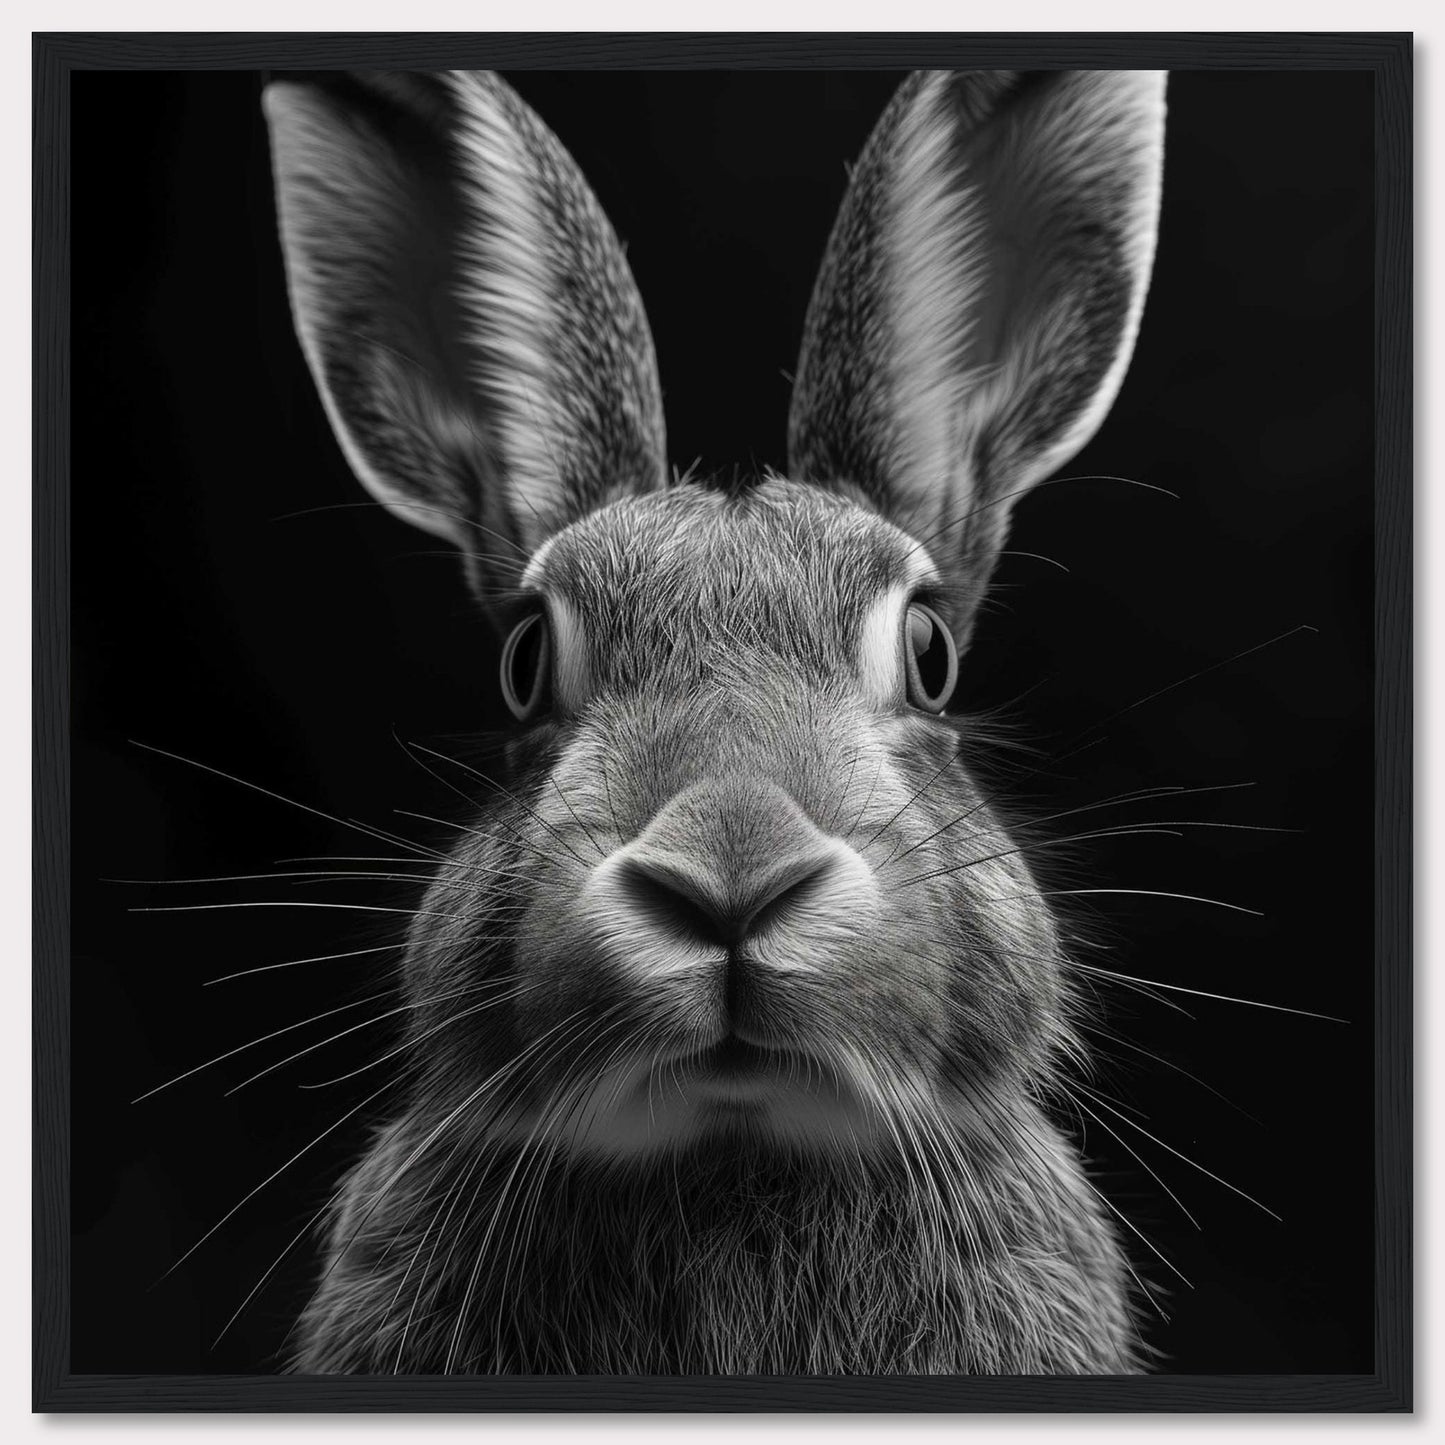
35, 31, 1410, 1411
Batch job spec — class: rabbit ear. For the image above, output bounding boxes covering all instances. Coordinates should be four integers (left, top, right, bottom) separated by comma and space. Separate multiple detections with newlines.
264, 71, 666, 588
788, 70, 1166, 636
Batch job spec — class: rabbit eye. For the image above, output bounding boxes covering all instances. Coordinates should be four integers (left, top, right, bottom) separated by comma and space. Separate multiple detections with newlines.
500, 611, 552, 721
903, 603, 958, 713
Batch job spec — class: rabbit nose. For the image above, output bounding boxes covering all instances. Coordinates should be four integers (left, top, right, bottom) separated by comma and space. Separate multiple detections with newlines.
582, 776, 876, 971
613, 851, 835, 952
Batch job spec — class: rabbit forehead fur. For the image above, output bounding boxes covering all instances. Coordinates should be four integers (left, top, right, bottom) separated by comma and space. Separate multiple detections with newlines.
522, 476, 940, 698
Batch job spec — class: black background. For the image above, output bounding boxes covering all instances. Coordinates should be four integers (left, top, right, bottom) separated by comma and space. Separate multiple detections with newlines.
70, 69, 1374, 1375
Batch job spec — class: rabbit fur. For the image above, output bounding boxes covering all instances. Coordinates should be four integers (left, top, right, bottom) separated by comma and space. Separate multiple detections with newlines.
264, 67, 1167, 1375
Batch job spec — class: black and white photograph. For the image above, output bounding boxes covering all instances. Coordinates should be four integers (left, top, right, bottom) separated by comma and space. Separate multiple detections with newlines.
36, 32, 1409, 1411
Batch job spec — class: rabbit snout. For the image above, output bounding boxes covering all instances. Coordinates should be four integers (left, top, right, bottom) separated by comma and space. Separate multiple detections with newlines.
584, 776, 878, 980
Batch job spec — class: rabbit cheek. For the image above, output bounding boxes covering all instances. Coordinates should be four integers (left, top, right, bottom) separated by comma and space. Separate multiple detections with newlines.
936, 861, 1069, 1093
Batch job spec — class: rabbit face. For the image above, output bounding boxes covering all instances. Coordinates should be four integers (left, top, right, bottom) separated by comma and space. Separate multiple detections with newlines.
396, 480, 1067, 1160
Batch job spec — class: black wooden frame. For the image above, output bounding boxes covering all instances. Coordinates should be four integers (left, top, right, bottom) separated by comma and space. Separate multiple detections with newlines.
32, 30, 1412, 1413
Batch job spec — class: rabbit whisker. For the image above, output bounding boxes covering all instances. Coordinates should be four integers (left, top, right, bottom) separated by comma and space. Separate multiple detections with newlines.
408, 742, 594, 869
133, 986, 398, 1103
894, 826, 1186, 888
404, 548, 530, 577
164, 1073, 402, 1289
281, 874, 509, 898
1071, 961, 1347, 1023
879, 625, 1315, 854
984, 886, 1264, 918
1065, 625, 1319, 755
963, 1070, 1183, 1309
848, 756, 887, 837
301, 979, 544, 1089
1066, 1095, 1201, 1229
1069, 1081, 1281, 1222
392, 808, 564, 870
1069, 965, 1193, 1019
893, 810, 1295, 886
205, 942, 402, 987
997, 548, 1070, 573
270, 496, 526, 563
132, 898, 469, 920
1081, 1026, 1262, 1125
880, 779, 1268, 871
548, 775, 609, 859
130, 740, 448, 862
225, 980, 519, 1096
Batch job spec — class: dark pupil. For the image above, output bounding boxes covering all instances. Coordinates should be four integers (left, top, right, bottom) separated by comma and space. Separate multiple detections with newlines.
510, 616, 545, 707
912, 611, 950, 700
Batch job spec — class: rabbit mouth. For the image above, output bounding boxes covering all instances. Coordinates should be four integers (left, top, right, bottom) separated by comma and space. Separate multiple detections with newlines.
692, 1034, 781, 1076
669, 1034, 827, 1104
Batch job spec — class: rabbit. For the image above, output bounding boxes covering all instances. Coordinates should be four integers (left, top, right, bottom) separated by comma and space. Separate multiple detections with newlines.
262, 66, 1167, 1375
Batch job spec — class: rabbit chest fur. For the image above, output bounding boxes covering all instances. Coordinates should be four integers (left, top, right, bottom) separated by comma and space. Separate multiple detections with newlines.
265, 67, 1167, 1375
